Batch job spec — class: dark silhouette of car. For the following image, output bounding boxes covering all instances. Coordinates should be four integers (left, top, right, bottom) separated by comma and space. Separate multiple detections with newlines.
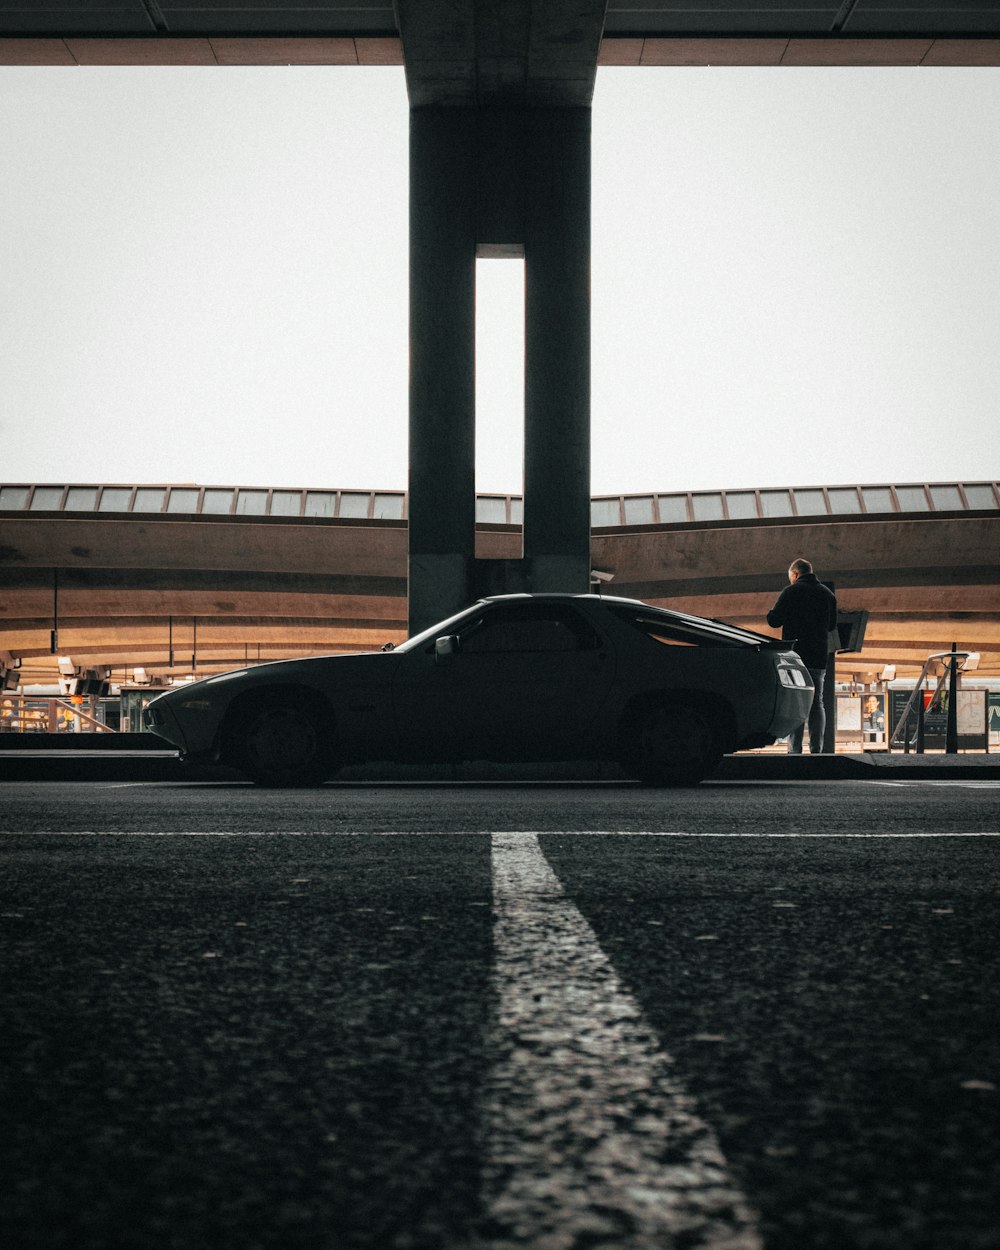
144, 593, 813, 786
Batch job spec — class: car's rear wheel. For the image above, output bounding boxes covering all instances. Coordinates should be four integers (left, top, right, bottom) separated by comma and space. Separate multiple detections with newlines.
237, 701, 335, 787
629, 702, 722, 787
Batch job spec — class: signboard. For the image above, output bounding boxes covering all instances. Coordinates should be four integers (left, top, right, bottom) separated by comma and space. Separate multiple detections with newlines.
837, 696, 862, 734
862, 694, 886, 744
957, 689, 987, 736
835, 695, 887, 746
889, 687, 988, 751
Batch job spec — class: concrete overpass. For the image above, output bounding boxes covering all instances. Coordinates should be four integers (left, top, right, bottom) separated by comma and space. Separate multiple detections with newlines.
3, 4, 999, 69
4, 3, 1000, 641
2, 478, 996, 688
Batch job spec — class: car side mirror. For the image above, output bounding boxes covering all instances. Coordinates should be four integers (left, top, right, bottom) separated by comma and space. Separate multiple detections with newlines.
435, 635, 460, 665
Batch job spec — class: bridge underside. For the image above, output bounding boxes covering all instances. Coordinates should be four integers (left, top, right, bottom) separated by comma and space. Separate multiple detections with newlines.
2, 506, 997, 686
3, 0, 1000, 67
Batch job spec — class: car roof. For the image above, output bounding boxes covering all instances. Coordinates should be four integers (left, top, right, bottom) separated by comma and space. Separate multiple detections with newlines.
481, 593, 640, 605
480, 592, 722, 616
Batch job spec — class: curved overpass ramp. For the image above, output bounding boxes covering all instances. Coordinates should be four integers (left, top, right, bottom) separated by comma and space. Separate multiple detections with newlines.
1, 479, 997, 686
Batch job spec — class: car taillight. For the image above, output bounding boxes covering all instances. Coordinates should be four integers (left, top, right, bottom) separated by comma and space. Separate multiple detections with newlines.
778, 666, 808, 688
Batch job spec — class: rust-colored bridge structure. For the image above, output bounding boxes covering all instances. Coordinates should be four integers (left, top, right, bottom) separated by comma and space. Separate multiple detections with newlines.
2, 479, 996, 688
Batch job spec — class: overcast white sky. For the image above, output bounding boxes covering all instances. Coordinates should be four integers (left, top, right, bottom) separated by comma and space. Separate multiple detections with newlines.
1, 65, 998, 497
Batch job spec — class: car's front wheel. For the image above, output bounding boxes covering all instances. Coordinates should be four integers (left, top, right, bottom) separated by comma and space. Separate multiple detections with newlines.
628, 702, 722, 787
237, 701, 335, 787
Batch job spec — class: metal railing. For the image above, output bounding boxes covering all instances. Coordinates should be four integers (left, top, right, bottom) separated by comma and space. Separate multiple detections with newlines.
0, 696, 116, 734
1, 479, 997, 527
890, 647, 976, 754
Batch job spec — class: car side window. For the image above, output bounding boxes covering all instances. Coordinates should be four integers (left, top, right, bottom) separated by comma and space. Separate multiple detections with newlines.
461, 607, 599, 654
612, 609, 736, 648
644, 628, 698, 647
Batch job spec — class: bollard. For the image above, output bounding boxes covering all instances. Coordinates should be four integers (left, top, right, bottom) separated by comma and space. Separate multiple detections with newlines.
946, 642, 959, 754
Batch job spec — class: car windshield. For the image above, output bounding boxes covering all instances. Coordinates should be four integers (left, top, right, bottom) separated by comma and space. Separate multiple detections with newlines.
391, 603, 486, 654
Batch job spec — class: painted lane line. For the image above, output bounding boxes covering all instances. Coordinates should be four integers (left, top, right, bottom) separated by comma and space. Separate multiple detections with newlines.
2, 830, 999, 839
475, 830, 762, 1250
868, 780, 1000, 788
0, 830, 498, 838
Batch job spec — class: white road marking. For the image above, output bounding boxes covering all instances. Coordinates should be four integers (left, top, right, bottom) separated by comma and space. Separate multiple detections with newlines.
106, 782, 170, 788
1, 830, 999, 838
868, 780, 1000, 789
475, 830, 762, 1250
0, 751, 176, 758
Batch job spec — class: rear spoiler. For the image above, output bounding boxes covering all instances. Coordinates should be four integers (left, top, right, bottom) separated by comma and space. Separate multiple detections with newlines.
708, 618, 791, 649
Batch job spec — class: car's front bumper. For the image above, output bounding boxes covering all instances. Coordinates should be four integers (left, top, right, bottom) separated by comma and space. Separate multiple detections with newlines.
143, 697, 186, 749
144, 694, 222, 758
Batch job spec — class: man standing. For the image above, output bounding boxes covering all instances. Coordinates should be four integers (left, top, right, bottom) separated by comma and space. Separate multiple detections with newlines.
767, 558, 838, 754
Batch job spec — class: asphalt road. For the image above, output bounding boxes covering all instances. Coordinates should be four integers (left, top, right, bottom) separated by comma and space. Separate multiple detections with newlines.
2, 779, 998, 1250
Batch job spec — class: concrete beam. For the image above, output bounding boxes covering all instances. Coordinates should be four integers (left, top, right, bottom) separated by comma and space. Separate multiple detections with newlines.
5, 35, 998, 69
396, 1, 606, 108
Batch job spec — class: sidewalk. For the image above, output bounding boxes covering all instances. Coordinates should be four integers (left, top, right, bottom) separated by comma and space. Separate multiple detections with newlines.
716, 751, 999, 781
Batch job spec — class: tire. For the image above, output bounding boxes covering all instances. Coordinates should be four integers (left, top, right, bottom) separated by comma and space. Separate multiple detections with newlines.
628, 702, 722, 787
237, 701, 335, 787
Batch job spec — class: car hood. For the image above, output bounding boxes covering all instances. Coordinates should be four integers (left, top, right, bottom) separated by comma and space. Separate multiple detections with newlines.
149, 650, 391, 705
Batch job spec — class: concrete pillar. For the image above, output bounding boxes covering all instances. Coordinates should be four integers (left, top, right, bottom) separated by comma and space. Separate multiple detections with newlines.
408, 109, 477, 635
407, 106, 592, 633
524, 108, 592, 593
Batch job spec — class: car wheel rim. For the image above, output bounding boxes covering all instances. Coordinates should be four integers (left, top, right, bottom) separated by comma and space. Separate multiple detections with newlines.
245, 708, 318, 774
640, 707, 713, 773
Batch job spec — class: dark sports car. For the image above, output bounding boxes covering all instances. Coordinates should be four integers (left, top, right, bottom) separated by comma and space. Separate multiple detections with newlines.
144, 593, 813, 786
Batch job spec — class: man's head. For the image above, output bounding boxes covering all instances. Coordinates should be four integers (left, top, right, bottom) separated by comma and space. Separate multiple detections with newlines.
788, 558, 813, 583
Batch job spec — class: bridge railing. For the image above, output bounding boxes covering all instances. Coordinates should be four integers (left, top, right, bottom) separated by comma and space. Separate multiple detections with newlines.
1, 480, 997, 527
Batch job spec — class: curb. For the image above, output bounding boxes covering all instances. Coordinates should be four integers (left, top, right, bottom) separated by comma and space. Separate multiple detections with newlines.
1, 745, 996, 784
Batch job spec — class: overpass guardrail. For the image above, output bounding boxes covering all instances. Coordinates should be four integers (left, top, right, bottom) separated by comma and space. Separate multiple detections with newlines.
2, 480, 997, 528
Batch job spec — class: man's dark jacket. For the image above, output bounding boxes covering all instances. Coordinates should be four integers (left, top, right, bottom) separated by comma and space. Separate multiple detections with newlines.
766, 572, 838, 670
